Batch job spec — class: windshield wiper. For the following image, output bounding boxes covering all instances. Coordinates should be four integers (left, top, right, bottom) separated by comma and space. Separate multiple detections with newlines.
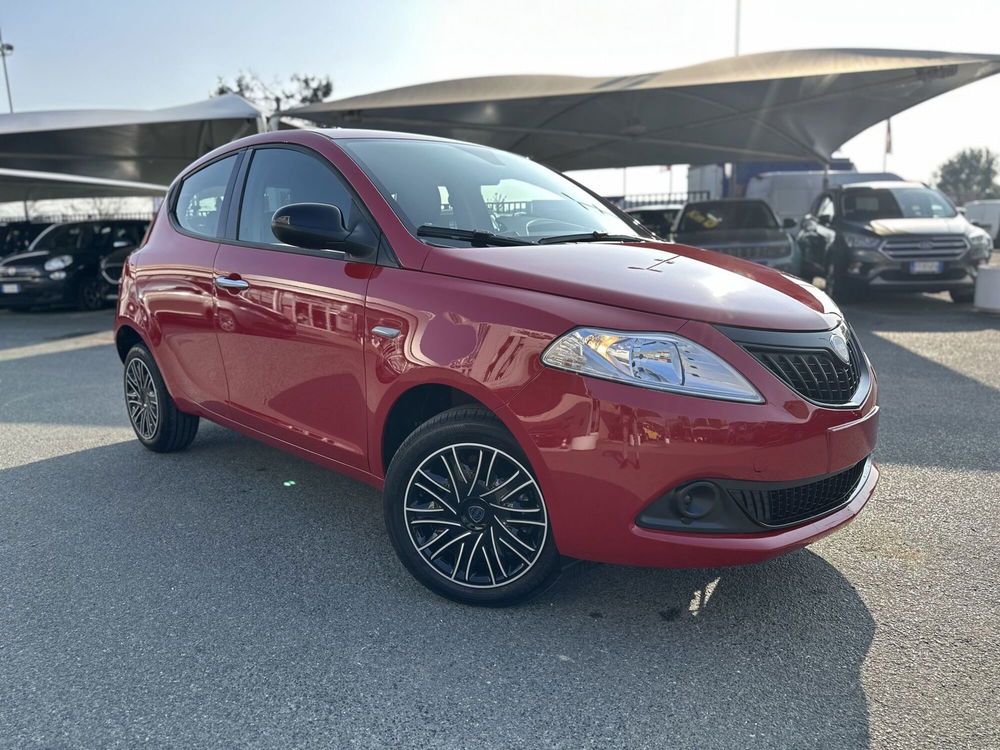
536, 231, 644, 245
416, 225, 535, 247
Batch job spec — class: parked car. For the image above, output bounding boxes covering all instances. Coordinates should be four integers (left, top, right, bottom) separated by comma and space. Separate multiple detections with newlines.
745, 170, 903, 225
797, 182, 993, 303
671, 198, 802, 275
624, 203, 683, 238
114, 129, 879, 606
0, 219, 148, 311
962, 199, 1000, 247
0, 220, 50, 259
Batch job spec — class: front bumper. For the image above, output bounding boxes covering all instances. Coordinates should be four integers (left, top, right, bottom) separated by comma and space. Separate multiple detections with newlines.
503, 320, 879, 567
0, 275, 70, 307
845, 249, 985, 292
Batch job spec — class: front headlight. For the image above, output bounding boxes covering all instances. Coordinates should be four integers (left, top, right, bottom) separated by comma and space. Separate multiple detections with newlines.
969, 232, 992, 252
541, 328, 763, 403
43, 254, 74, 271
843, 232, 881, 249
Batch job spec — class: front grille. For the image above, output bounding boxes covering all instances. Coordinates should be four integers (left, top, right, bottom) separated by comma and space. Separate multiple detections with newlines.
712, 245, 788, 260
881, 235, 968, 260
728, 459, 868, 527
2, 266, 42, 279
746, 340, 861, 405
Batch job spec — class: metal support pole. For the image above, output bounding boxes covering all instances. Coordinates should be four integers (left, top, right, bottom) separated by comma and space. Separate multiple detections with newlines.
0, 26, 13, 113
734, 0, 741, 56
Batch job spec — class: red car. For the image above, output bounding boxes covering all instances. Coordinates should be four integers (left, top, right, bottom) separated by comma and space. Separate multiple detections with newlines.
114, 130, 879, 606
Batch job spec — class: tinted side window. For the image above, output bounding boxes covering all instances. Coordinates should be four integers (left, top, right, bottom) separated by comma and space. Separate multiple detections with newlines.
238, 148, 353, 245
174, 155, 238, 239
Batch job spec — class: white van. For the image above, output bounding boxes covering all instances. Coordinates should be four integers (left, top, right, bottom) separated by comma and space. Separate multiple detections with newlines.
745, 171, 903, 225
962, 200, 1000, 246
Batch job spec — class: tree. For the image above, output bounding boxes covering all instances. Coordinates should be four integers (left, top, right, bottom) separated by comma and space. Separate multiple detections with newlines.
212, 71, 333, 112
935, 147, 1000, 204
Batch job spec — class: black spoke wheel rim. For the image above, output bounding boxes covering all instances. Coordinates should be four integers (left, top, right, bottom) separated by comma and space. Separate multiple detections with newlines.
404, 443, 548, 589
82, 278, 104, 309
125, 358, 159, 440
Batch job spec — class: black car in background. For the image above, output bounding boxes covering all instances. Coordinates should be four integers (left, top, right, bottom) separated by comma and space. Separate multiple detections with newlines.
671, 199, 802, 276
0, 219, 148, 311
797, 182, 993, 303
625, 203, 683, 238
0, 221, 51, 259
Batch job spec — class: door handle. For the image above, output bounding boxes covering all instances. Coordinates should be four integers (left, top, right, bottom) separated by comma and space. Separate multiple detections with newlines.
215, 275, 250, 291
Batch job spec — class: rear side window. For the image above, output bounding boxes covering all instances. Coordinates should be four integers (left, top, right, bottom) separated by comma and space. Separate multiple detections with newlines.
238, 148, 353, 246
173, 155, 238, 238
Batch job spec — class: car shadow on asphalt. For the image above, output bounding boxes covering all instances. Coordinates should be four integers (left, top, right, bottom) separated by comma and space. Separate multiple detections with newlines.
1, 429, 876, 749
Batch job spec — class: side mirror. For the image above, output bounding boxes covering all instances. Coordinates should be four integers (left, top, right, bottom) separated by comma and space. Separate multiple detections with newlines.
782, 217, 797, 229
817, 215, 832, 227
957, 206, 966, 215
271, 203, 351, 250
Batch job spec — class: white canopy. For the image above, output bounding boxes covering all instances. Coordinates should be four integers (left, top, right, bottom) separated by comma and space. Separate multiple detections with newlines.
0, 95, 264, 186
289, 48, 1000, 169
0, 167, 166, 203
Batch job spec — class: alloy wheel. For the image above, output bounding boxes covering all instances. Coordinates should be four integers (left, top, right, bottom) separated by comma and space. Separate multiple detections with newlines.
403, 443, 548, 589
125, 358, 159, 440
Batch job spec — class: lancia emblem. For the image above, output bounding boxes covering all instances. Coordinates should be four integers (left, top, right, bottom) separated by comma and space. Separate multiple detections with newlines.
467, 505, 486, 523
829, 329, 851, 364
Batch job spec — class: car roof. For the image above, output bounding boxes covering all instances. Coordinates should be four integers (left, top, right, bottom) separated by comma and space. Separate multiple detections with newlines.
683, 198, 771, 206
626, 204, 683, 212
838, 180, 926, 190
319, 128, 462, 144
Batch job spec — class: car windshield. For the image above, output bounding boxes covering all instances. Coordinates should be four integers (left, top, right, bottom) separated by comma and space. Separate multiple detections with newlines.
841, 186, 957, 221
338, 138, 646, 244
676, 201, 778, 233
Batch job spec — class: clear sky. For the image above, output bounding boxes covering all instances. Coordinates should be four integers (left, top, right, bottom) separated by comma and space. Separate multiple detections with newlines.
2, 0, 999, 195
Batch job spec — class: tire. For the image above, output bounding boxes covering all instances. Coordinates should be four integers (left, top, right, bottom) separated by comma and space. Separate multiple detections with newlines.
383, 406, 560, 607
123, 344, 199, 453
949, 288, 975, 304
76, 273, 108, 311
824, 255, 861, 303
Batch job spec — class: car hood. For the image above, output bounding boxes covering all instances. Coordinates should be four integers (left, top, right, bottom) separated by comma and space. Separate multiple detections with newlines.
849, 217, 970, 236
673, 227, 789, 247
422, 241, 839, 331
0, 250, 50, 266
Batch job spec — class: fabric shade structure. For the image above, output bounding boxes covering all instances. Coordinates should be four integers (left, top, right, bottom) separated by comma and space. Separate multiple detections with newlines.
0, 167, 166, 203
289, 49, 1000, 170
0, 95, 264, 187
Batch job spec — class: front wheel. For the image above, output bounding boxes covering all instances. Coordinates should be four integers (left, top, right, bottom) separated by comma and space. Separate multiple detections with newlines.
124, 344, 199, 452
949, 288, 975, 304
824, 256, 861, 303
384, 407, 560, 606
76, 274, 109, 311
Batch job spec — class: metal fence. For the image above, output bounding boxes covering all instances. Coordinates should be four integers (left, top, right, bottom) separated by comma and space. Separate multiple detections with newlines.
19, 211, 155, 224
609, 191, 711, 210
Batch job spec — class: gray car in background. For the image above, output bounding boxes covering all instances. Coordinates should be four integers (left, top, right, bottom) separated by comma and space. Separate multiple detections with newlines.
671, 199, 802, 276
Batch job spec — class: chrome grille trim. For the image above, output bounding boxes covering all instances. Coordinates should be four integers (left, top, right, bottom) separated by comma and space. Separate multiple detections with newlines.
880, 236, 968, 260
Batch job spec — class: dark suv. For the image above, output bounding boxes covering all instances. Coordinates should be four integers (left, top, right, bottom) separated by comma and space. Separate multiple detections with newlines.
0, 219, 148, 311
797, 182, 992, 303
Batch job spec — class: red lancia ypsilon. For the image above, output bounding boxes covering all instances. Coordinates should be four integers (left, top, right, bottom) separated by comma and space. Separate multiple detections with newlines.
114, 130, 879, 606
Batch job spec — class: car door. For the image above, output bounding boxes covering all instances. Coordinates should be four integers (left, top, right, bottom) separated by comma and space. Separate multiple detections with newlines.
798, 193, 836, 275
134, 153, 241, 411
213, 145, 375, 470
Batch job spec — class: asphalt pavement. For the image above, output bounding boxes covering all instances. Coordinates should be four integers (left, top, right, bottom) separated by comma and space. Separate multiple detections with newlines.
0, 295, 998, 749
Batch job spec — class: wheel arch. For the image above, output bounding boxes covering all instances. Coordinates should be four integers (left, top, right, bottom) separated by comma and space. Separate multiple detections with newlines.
115, 323, 147, 363
376, 376, 538, 479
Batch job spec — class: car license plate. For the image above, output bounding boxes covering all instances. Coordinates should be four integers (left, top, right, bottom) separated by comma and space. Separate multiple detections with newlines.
2, 283, 20, 294
910, 261, 943, 274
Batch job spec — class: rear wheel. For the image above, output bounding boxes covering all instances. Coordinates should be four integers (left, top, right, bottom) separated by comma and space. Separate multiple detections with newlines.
124, 344, 199, 452
384, 407, 560, 606
949, 288, 975, 304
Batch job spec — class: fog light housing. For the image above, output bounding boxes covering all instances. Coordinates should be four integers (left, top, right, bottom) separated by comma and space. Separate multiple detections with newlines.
675, 481, 721, 520
848, 262, 863, 275
49, 270, 67, 280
